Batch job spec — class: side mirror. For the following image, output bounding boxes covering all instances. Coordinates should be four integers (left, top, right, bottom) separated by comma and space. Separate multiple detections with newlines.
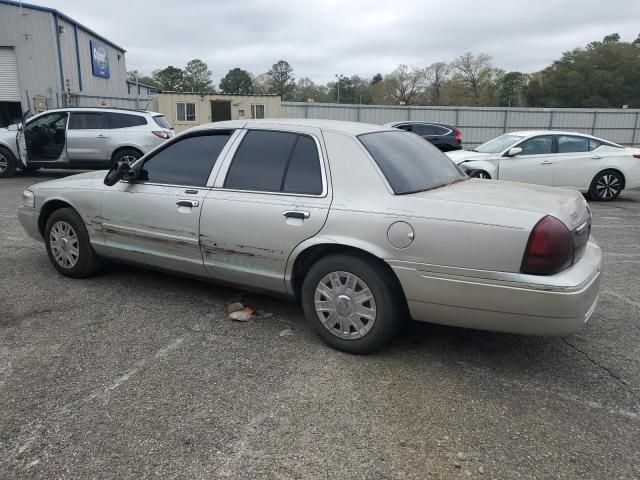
506, 147, 522, 157
104, 161, 136, 186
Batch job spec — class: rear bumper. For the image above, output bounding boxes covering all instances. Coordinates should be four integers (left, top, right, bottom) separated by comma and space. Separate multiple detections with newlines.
18, 206, 43, 242
390, 241, 602, 336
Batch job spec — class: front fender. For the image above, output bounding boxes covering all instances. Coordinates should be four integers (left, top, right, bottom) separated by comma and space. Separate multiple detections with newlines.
460, 160, 499, 179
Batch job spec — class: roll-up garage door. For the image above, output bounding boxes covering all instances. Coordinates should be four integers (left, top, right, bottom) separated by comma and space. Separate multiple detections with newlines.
0, 47, 21, 102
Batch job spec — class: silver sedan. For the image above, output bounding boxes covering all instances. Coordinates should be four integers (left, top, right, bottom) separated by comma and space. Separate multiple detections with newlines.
18, 119, 602, 353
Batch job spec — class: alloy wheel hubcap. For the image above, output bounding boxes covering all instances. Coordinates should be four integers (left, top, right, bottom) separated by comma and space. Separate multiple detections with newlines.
0, 153, 6, 173
476, 171, 489, 179
314, 271, 377, 340
50, 221, 79, 268
596, 174, 620, 199
121, 155, 138, 166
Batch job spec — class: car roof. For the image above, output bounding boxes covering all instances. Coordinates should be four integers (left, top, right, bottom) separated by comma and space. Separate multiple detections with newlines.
38, 107, 163, 116
505, 130, 600, 138
384, 121, 455, 128
191, 118, 395, 135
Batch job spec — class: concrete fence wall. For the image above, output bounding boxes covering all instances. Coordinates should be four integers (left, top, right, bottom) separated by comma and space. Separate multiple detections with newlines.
281, 102, 640, 147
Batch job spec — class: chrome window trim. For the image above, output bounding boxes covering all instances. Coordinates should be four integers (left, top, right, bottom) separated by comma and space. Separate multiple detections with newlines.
213, 128, 329, 198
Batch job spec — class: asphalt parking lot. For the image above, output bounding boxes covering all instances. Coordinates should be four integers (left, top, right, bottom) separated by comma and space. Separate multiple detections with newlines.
1, 171, 639, 480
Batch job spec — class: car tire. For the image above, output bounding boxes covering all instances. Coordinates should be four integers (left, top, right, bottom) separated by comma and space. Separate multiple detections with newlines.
45, 207, 101, 278
0, 146, 17, 178
112, 149, 142, 167
301, 254, 406, 354
470, 170, 491, 179
589, 170, 623, 201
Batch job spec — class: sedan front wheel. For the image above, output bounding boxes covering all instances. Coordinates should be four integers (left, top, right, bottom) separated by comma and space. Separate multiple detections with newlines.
301, 254, 405, 354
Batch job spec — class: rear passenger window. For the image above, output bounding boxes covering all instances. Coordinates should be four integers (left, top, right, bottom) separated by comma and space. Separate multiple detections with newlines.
69, 113, 107, 130
225, 130, 323, 195
140, 132, 231, 186
588, 139, 601, 151
106, 113, 148, 128
557, 136, 589, 153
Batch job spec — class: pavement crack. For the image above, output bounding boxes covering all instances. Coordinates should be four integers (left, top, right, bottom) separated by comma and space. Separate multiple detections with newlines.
561, 338, 637, 398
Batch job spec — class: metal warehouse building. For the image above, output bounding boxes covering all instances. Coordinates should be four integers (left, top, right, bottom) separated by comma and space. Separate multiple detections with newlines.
0, 0, 145, 126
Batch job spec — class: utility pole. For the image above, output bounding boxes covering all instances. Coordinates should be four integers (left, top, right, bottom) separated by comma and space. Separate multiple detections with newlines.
335, 73, 344, 104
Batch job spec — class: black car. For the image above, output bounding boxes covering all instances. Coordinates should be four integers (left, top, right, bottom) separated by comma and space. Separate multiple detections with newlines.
385, 121, 462, 151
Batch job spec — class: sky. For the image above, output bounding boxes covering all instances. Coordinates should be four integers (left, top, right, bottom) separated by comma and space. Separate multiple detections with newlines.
44, 0, 640, 85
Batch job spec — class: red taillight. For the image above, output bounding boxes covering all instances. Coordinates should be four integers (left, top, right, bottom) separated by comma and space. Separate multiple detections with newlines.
454, 129, 462, 142
152, 130, 170, 139
521, 215, 574, 275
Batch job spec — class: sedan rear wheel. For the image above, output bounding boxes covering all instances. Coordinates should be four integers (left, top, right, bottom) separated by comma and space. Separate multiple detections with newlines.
301, 254, 406, 354
471, 170, 491, 179
590, 170, 623, 201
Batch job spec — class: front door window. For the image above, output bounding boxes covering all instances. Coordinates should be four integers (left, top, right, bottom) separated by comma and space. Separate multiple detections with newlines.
23, 112, 68, 162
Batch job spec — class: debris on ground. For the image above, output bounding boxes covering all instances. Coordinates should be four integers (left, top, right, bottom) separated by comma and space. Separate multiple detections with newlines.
278, 328, 294, 337
226, 302, 274, 322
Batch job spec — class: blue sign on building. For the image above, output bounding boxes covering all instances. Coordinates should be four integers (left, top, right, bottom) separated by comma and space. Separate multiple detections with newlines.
90, 40, 110, 78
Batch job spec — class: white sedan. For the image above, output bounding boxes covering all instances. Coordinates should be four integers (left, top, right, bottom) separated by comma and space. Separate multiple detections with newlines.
447, 131, 640, 201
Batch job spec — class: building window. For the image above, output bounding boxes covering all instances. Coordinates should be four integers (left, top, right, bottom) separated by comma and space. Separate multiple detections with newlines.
176, 102, 196, 122
251, 104, 265, 119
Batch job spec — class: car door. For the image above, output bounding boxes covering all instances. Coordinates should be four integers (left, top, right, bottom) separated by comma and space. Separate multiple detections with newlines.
17, 111, 68, 164
498, 135, 555, 185
552, 135, 603, 190
66, 112, 110, 162
200, 127, 331, 293
101, 130, 235, 276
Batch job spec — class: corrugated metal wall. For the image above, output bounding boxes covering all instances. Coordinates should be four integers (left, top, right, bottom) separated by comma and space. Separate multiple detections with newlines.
282, 103, 640, 147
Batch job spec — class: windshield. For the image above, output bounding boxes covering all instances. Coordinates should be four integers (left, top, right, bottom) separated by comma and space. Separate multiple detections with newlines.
359, 131, 466, 195
153, 115, 173, 130
475, 134, 524, 154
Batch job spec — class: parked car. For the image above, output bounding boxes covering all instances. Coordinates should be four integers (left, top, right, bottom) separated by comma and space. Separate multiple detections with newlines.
18, 119, 601, 353
0, 107, 174, 178
384, 121, 462, 151
447, 131, 640, 201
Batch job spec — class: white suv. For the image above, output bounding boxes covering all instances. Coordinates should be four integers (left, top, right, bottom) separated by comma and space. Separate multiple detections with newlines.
0, 108, 174, 178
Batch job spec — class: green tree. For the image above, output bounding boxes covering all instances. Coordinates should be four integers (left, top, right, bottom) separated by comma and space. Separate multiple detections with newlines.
371, 73, 383, 85
525, 34, 640, 107
267, 60, 295, 99
152, 66, 185, 92
183, 59, 213, 93
219, 68, 253, 94
498, 71, 527, 107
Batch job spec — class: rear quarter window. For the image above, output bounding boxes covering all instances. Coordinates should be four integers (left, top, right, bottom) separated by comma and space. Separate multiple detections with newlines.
106, 112, 148, 129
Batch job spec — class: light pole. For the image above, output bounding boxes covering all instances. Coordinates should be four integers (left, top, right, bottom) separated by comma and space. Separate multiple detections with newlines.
335, 73, 344, 104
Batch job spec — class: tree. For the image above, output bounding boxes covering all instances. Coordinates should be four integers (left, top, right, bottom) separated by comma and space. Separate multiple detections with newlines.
524, 34, 640, 107
267, 60, 295, 99
293, 77, 329, 102
452, 52, 493, 104
219, 68, 253, 94
498, 71, 526, 106
385, 64, 427, 105
371, 73, 383, 85
183, 59, 213, 93
251, 73, 272, 94
152, 66, 185, 92
424, 62, 449, 105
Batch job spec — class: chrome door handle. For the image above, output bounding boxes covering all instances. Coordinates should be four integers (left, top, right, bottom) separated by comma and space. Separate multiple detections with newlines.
177, 200, 199, 207
283, 210, 310, 219
96, 135, 107, 139
591, 155, 602, 159
541, 160, 553, 165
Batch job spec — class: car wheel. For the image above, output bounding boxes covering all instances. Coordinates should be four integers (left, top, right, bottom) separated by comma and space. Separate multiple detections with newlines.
589, 170, 623, 201
301, 254, 406, 354
470, 170, 491, 179
45, 207, 101, 278
112, 149, 142, 167
0, 146, 17, 178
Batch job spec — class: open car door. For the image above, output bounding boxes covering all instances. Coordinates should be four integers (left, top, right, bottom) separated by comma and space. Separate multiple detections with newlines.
15, 110, 30, 168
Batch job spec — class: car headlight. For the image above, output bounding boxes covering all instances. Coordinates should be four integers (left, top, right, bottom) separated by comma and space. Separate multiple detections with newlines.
22, 189, 35, 208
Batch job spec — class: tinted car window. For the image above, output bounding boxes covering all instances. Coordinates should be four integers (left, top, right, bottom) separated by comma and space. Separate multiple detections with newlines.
519, 136, 553, 155
153, 115, 173, 129
140, 132, 231, 186
557, 135, 589, 153
411, 124, 435, 136
396, 124, 412, 132
225, 130, 298, 192
588, 139, 601, 151
359, 131, 465, 194
69, 113, 107, 130
106, 112, 147, 128
283, 135, 323, 194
